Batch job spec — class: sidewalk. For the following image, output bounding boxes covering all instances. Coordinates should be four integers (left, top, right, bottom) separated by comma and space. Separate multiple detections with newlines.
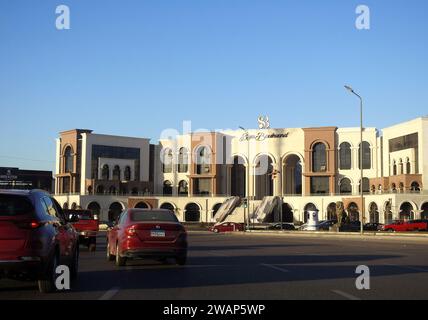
231, 230, 428, 242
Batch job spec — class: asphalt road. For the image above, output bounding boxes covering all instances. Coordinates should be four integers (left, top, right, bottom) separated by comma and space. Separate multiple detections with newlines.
1, 231, 428, 300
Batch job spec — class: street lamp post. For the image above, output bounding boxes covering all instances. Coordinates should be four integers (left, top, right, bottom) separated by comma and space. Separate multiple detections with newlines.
239, 126, 251, 231
344, 85, 364, 235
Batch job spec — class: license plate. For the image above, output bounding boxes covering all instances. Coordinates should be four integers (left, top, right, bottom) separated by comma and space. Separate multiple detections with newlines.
150, 230, 165, 237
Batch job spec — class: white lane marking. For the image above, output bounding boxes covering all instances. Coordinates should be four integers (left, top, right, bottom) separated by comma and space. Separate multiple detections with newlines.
99, 287, 120, 300
332, 290, 361, 300
260, 263, 290, 273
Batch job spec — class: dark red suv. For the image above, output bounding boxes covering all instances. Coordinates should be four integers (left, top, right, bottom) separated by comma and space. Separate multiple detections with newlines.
107, 209, 188, 266
0, 190, 79, 293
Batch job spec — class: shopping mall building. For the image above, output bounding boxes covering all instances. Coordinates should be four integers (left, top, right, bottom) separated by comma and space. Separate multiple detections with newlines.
54, 116, 428, 225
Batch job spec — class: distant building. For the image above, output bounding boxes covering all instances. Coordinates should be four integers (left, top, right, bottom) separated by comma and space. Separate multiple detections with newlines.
54, 117, 428, 224
0, 167, 53, 192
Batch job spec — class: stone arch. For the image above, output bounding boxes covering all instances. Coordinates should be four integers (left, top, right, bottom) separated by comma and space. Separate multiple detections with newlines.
184, 202, 201, 222
108, 202, 125, 222
231, 155, 246, 198
135, 201, 151, 209
254, 154, 274, 200
282, 153, 303, 195
160, 202, 176, 213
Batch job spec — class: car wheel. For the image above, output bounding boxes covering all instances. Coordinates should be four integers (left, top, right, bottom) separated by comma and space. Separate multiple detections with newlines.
70, 246, 79, 281
107, 242, 115, 261
213, 229, 219, 233
176, 255, 187, 266
38, 253, 58, 294
115, 243, 126, 267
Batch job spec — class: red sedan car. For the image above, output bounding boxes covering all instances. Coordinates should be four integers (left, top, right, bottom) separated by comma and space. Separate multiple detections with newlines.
382, 220, 428, 232
0, 190, 79, 293
107, 209, 187, 266
209, 222, 245, 233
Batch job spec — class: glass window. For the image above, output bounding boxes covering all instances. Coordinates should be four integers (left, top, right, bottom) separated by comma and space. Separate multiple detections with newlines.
312, 143, 327, 172
196, 147, 211, 174
162, 149, 173, 173
64, 147, 73, 173
310, 177, 330, 194
124, 166, 131, 181
163, 180, 172, 195
359, 142, 371, 169
42, 196, 60, 219
339, 142, 352, 170
102, 165, 109, 180
178, 148, 189, 173
0, 195, 34, 217
339, 178, 352, 194
178, 180, 189, 195
194, 178, 212, 195
91, 145, 141, 181
359, 178, 370, 193
113, 165, 121, 181
130, 210, 179, 223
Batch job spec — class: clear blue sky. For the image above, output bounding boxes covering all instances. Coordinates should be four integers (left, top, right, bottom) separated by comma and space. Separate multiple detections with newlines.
1, 0, 427, 171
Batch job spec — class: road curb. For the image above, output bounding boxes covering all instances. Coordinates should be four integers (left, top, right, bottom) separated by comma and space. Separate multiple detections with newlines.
228, 230, 428, 241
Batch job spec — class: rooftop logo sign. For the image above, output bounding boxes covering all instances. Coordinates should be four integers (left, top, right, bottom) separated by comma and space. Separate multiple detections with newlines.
239, 131, 289, 142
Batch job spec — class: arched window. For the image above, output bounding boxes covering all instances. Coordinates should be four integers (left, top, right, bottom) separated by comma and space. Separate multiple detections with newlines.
359, 177, 370, 194
312, 143, 327, 172
254, 155, 274, 200
124, 166, 131, 181
339, 178, 352, 194
160, 202, 175, 213
162, 149, 173, 173
178, 148, 189, 173
339, 142, 352, 170
96, 185, 104, 194
399, 202, 414, 221
185, 203, 201, 222
231, 156, 246, 198
393, 160, 397, 176
347, 202, 360, 222
369, 202, 379, 223
391, 183, 397, 193
399, 159, 403, 175
406, 158, 411, 174
178, 180, 188, 195
358, 141, 371, 169
163, 180, 172, 195
196, 146, 211, 174
102, 165, 109, 180
109, 186, 116, 194
113, 165, 121, 181
410, 181, 420, 192
64, 146, 73, 173
87, 202, 101, 217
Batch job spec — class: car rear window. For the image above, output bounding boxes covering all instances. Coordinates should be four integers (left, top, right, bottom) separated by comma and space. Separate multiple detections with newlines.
0, 194, 34, 216
131, 210, 179, 223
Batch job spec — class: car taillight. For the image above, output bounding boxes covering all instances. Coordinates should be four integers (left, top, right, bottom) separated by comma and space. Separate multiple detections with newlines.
125, 226, 137, 237
16, 220, 42, 230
